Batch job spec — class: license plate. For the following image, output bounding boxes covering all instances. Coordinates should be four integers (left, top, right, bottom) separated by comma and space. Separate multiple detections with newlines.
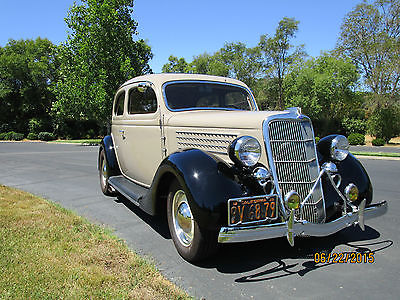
228, 195, 278, 226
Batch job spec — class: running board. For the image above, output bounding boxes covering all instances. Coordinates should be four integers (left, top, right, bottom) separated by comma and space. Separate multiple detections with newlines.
108, 175, 149, 207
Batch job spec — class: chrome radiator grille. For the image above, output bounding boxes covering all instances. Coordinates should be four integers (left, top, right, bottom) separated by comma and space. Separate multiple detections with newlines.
267, 118, 325, 223
176, 131, 237, 155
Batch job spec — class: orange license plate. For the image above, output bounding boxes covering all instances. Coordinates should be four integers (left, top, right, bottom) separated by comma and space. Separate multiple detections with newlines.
228, 195, 278, 226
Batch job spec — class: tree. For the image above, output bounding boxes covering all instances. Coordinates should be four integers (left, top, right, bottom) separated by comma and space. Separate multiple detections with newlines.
217, 42, 264, 90
0, 38, 58, 133
284, 53, 362, 136
259, 17, 306, 109
52, 0, 152, 131
162, 42, 264, 91
162, 55, 192, 73
337, 0, 400, 97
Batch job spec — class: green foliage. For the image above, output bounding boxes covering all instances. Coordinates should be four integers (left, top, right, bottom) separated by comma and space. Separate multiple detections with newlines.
191, 52, 229, 77
284, 53, 361, 136
259, 17, 306, 109
337, 0, 400, 95
162, 55, 192, 73
12, 132, 24, 141
27, 133, 38, 140
348, 133, 366, 145
217, 42, 264, 90
315, 136, 320, 143
0, 131, 24, 140
367, 104, 400, 142
162, 42, 264, 91
28, 118, 47, 135
0, 38, 58, 133
38, 132, 56, 141
341, 117, 367, 135
0, 124, 11, 133
52, 0, 153, 129
372, 137, 385, 146
56, 119, 100, 139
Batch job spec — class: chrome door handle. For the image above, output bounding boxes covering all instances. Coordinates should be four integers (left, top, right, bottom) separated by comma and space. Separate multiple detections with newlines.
119, 130, 126, 140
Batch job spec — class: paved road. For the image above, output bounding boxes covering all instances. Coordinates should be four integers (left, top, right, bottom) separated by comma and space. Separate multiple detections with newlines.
0, 142, 399, 299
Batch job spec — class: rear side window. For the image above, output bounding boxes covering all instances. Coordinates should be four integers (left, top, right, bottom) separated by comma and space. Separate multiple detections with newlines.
128, 86, 157, 114
114, 92, 125, 116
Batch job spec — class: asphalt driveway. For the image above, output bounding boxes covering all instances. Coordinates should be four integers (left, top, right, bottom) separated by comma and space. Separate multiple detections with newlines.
0, 142, 398, 299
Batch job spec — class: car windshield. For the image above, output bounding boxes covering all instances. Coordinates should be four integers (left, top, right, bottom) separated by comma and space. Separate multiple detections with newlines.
164, 82, 253, 111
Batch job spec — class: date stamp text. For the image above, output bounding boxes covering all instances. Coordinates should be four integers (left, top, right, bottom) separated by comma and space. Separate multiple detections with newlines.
314, 252, 375, 264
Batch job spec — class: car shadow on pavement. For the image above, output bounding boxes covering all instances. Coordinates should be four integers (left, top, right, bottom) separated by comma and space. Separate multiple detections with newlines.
114, 195, 171, 239
197, 225, 393, 282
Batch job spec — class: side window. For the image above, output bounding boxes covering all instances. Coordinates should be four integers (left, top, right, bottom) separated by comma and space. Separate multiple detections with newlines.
128, 85, 157, 114
114, 92, 125, 116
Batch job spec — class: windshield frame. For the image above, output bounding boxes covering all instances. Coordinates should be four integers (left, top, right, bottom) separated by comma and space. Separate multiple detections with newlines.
162, 80, 258, 112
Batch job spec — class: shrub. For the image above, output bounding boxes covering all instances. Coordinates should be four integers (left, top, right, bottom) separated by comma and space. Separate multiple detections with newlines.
367, 105, 400, 142
12, 133, 24, 141
28, 118, 43, 134
4, 131, 15, 140
372, 138, 385, 146
27, 133, 38, 140
38, 132, 56, 141
315, 136, 320, 143
348, 133, 365, 145
0, 131, 24, 141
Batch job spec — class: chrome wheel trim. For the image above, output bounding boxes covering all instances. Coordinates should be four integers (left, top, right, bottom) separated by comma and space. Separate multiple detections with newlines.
172, 189, 194, 247
101, 156, 107, 188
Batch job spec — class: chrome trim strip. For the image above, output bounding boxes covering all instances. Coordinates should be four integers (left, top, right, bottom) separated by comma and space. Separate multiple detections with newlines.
162, 80, 258, 112
218, 201, 388, 243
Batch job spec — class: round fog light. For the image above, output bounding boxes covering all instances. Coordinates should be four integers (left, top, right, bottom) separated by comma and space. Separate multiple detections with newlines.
344, 183, 359, 202
285, 191, 300, 210
252, 167, 271, 185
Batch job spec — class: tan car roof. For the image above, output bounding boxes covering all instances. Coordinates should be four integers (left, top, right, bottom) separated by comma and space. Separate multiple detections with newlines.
120, 73, 250, 89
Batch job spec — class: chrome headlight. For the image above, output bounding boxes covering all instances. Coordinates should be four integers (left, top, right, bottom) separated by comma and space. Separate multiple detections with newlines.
330, 135, 349, 161
229, 136, 261, 167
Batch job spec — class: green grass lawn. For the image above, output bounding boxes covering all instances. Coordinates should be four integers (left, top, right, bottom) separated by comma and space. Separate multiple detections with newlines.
0, 185, 189, 299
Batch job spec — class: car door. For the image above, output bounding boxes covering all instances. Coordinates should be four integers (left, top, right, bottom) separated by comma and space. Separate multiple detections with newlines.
112, 82, 161, 186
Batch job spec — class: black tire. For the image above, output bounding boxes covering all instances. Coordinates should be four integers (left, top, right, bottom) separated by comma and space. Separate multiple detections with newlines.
99, 148, 117, 196
166, 179, 218, 262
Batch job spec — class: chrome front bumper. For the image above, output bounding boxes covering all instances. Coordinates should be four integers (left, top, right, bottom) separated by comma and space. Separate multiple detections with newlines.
218, 200, 387, 243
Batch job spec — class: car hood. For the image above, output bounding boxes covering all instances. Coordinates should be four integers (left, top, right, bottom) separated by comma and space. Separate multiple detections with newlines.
166, 110, 289, 129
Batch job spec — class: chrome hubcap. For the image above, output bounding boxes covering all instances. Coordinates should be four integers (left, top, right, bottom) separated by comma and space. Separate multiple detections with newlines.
172, 190, 194, 247
101, 158, 107, 187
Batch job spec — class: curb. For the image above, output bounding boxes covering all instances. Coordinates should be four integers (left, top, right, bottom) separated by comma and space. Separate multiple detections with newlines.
355, 155, 400, 161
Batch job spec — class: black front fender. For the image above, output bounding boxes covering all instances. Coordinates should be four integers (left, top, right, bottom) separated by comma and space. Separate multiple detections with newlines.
150, 149, 246, 230
317, 135, 373, 219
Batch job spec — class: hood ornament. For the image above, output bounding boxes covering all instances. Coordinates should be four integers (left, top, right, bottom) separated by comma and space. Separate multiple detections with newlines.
287, 107, 302, 118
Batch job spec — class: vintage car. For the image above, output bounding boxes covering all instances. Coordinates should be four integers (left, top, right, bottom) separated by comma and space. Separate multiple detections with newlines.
98, 73, 387, 262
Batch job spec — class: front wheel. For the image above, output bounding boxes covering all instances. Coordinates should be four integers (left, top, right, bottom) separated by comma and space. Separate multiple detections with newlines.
167, 179, 218, 262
